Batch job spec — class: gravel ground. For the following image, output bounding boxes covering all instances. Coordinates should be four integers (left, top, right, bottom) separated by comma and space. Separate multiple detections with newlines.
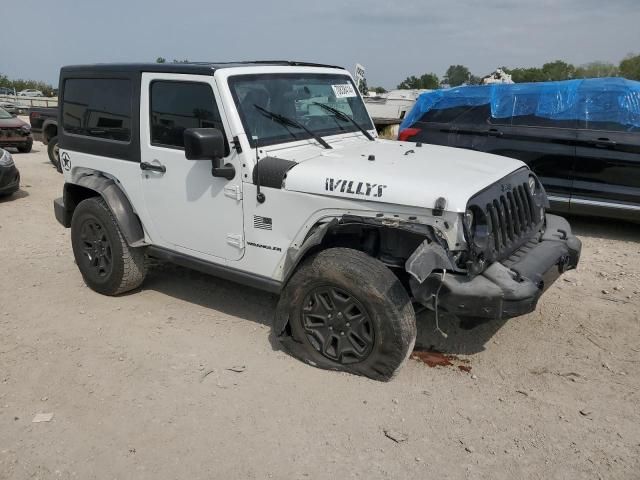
1, 146, 639, 480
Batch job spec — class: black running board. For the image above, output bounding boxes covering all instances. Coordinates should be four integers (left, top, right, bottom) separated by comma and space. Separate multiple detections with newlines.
147, 246, 282, 294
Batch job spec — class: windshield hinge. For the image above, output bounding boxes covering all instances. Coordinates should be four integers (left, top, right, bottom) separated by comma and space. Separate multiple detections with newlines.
232, 136, 242, 153
224, 184, 242, 201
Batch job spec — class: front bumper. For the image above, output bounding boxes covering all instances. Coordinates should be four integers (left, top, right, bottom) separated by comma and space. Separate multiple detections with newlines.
0, 164, 20, 195
0, 133, 32, 148
411, 214, 581, 320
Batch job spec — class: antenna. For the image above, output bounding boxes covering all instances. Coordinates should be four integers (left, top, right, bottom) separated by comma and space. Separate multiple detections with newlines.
253, 136, 265, 204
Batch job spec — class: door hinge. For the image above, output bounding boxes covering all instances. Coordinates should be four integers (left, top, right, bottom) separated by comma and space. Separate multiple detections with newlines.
226, 234, 244, 248
224, 184, 242, 201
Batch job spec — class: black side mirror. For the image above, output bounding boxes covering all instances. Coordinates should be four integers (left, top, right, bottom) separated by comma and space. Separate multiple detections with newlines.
183, 128, 235, 180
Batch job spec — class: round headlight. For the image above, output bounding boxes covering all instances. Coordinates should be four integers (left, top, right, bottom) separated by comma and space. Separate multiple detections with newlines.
464, 208, 474, 232
528, 176, 536, 194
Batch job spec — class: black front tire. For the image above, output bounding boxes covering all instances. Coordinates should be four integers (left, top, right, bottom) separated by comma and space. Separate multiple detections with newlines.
17, 139, 33, 153
276, 248, 416, 381
71, 197, 146, 295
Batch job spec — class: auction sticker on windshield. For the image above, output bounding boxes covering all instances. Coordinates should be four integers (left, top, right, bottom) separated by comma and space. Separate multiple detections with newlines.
332, 84, 357, 98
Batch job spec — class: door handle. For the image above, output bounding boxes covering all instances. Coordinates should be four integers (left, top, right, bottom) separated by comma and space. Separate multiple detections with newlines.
487, 128, 503, 137
140, 161, 166, 173
591, 138, 617, 148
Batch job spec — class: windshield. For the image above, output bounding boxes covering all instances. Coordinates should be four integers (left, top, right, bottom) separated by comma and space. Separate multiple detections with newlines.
0, 107, 12, 119
228, 73, 373, 148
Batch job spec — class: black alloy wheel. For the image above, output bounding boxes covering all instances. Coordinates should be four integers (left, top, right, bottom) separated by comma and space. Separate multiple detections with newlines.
79, 218, 113, 278
301, 286, 374, 364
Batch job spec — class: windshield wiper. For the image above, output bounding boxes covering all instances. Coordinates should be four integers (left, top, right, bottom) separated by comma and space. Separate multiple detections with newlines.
312, 102, 374, 141
254, 105, 331, 149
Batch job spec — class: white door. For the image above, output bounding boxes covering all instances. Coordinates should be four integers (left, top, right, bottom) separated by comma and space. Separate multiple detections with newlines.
139, 72, 244, 260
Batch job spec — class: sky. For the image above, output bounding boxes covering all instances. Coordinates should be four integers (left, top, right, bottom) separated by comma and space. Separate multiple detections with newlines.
1, 0, 639, 89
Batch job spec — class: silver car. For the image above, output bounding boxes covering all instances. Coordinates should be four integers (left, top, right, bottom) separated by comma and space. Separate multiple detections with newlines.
17, 89, 43, 97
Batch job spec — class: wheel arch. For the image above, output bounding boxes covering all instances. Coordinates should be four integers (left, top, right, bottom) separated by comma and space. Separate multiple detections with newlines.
281, 215, 441, 284
43, 121, 58, 144
275, 215, 441, 335
62, 174, 145, 246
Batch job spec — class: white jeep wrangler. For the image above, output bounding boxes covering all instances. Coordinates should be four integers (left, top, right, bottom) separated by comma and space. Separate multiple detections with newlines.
53, 61, 581, 380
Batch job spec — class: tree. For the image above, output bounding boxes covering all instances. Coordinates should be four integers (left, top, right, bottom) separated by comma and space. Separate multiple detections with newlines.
505, 61, 576, 83
397, 73, 439, 90
619, 54, 640, 80
371, 86, 387, 94
0, 73, 55, 96
506, 67, 546, 83
397, 75, 419, 89
357, 77, 369, 95
444, 65, 471, 87
541, 60, 575, 81
575, 61, 619, 79
156, 57, 166, 64
469, 74, 482, 85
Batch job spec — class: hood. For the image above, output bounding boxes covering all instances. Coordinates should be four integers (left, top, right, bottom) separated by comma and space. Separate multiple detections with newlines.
0, 116, 27, 128
281, 139, 526, 212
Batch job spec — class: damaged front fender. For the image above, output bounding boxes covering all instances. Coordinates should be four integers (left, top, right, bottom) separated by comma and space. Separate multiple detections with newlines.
405, 240, 457, 283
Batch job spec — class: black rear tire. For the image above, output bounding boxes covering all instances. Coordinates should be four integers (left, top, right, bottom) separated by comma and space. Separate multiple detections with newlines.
71, 197, 146, 295
276, 248, 416, 381
47, 136, 61, 171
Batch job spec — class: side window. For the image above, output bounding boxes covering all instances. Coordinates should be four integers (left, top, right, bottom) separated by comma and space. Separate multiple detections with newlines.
492, 92, 575, 128
454, 104, 492, 126
150, 81, 228, 153
62, 78, 132, 141
418, 106, 477, 125
581, 91, 640, 132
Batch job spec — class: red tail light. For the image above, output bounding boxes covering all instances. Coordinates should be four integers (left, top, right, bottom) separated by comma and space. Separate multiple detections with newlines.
398, 127, 420, 142
30, 112, 40, 120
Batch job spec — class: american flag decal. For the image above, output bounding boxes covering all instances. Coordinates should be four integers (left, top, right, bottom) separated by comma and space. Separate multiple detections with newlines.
253, 215, 273, 230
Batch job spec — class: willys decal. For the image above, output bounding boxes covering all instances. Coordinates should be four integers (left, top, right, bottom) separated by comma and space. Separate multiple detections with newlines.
325, 178, 387, 198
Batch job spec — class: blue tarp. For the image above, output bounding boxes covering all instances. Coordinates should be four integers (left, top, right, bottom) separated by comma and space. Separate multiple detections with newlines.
400, 77, 640, 130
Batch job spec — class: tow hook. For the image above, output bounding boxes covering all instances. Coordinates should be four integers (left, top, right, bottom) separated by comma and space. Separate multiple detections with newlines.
554, 228, 568, 240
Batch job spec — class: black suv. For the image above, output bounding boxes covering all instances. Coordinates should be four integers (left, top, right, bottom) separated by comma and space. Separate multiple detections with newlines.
399, 78, 640, 222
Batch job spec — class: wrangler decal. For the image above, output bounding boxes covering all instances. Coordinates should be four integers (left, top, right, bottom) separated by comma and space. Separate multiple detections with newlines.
325, 178, 387, 198
247, 241, 282, 252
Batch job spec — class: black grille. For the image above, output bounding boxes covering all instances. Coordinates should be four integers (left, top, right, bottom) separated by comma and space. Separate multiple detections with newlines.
0, 128, 24, 138
484, 183, 538, 256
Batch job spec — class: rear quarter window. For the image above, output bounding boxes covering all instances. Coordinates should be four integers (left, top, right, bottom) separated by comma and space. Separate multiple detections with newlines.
62, 78, 132, 142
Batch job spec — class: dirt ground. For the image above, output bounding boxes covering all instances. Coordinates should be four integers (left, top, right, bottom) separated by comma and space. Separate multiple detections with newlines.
1, 146, 639, 480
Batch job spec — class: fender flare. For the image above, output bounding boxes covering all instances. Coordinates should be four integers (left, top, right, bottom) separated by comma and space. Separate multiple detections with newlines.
273, 219, 337, 336
281, 219, 337, 284
66, 175, 145, 246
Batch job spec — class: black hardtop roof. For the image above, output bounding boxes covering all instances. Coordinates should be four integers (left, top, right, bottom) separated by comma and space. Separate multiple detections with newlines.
60, 60, 345, 76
